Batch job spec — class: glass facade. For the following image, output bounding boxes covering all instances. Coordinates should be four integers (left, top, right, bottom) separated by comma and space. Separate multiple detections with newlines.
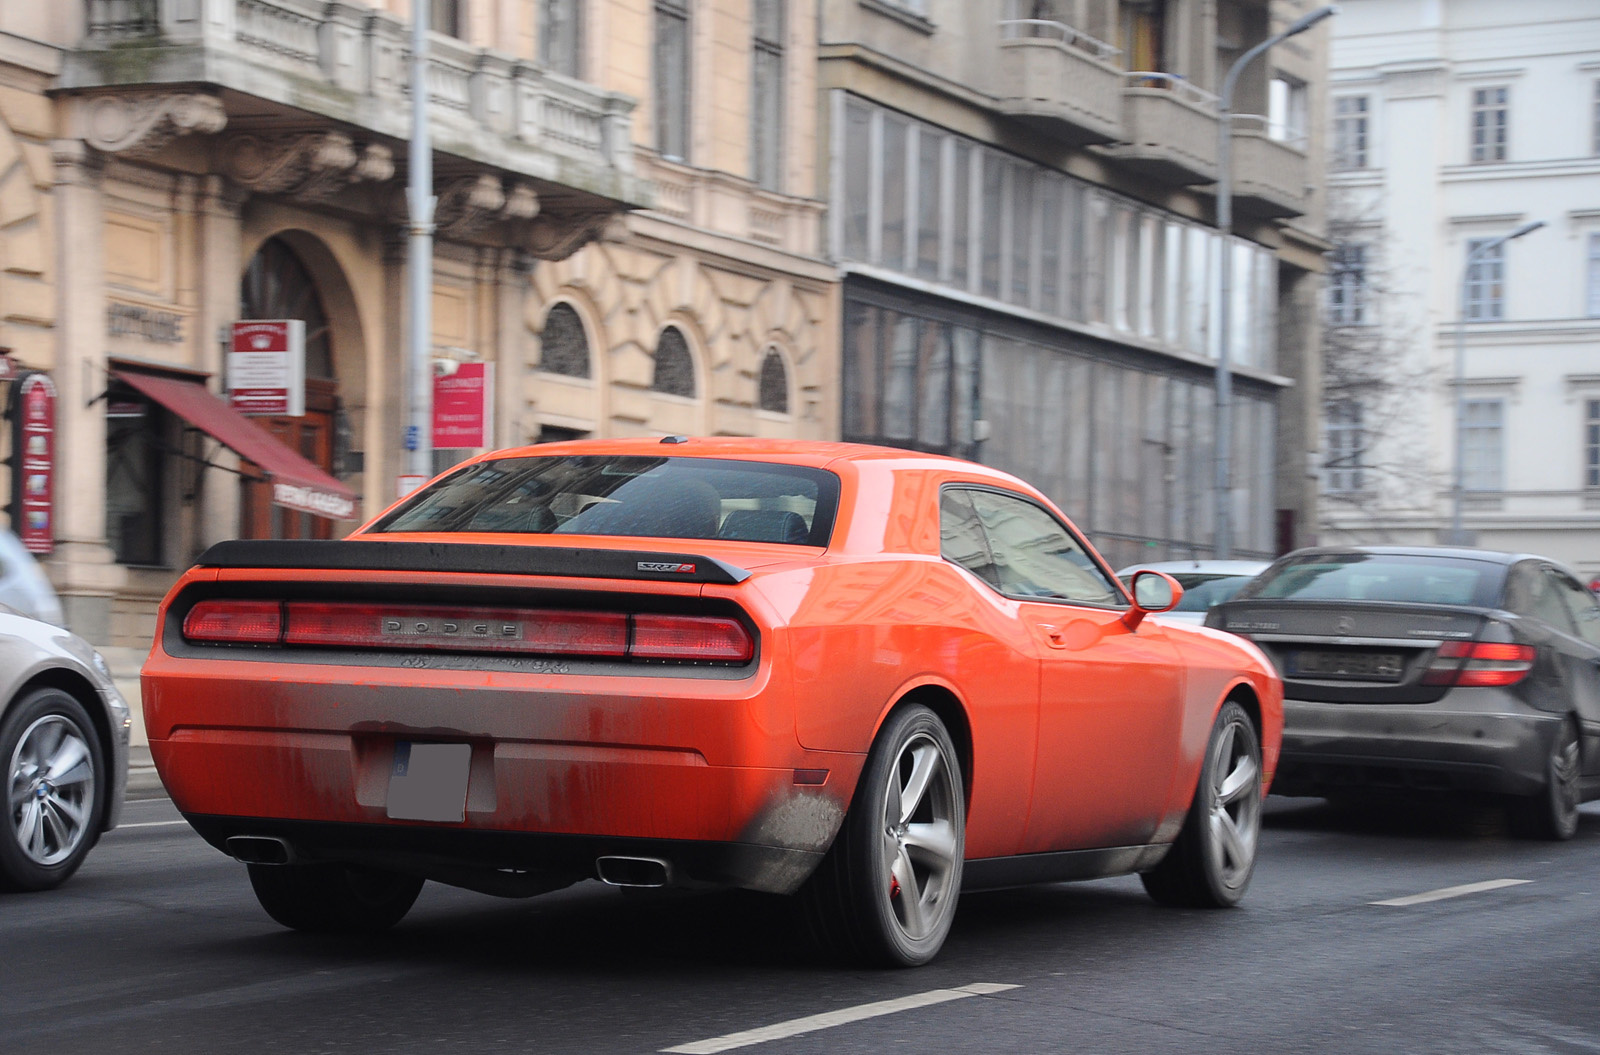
843, 284, 1279, 567
832, 95, 1279, 372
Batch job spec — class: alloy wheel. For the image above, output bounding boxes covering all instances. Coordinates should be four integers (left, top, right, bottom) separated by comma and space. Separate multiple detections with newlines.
1205, 713, 1262, 890
9, 714, 97, 867
878, 731, 960, 942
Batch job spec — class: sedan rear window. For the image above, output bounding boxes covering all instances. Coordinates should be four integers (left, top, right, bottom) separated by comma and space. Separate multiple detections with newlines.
1239, 553, 1505, 608
371, 456, 840, 546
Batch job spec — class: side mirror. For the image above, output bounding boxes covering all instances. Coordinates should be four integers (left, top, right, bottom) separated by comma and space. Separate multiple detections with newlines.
1122, 570, 1184, 631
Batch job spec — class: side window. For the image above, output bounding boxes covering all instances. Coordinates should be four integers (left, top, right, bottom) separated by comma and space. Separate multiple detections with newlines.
939, 488, 999, 588
1506, 563, 1577, 635
1550, 570, 1600, 648
964, 489, 1122, 606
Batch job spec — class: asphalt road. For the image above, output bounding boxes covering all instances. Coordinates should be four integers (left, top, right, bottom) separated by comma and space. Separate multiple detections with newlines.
5, 794, 1599, 1055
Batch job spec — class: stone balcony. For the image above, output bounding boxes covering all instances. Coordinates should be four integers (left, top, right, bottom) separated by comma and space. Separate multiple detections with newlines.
639, 153, 824, 259
1099, 74, 1219, 186
65, 0, 647, 215
993, 20, 1123, 146
1228, 119, 1309, 219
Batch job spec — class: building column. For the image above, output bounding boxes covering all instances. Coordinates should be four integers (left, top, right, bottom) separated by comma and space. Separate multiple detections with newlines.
494, 248, 530, 447
50, 140, 125, 644
194, 174, 244, 553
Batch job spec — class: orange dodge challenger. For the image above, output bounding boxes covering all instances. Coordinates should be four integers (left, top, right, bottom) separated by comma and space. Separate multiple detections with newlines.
143, 438, 1282, 966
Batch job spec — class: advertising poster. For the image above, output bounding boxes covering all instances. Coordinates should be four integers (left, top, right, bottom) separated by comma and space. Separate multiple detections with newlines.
14, 372, 55, 554
432, 362, 494, 449
228, 320, 306, 417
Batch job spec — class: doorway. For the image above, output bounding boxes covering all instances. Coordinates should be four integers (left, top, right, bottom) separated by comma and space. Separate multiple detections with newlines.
237, 236, 342, 540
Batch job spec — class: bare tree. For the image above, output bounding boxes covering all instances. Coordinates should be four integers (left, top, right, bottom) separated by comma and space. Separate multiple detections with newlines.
1318, 187, 1440, 538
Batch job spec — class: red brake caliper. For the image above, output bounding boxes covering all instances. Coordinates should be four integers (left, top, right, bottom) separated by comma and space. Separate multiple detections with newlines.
889, 874, 901, 899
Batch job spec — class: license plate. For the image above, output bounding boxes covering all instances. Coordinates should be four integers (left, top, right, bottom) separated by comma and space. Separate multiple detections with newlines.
1288, 649, 1405, 682
387, 742, 471, 822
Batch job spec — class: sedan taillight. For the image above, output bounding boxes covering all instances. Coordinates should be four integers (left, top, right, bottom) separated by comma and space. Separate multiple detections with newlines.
180, 600, 754, 663
1421, 641, 1535, 688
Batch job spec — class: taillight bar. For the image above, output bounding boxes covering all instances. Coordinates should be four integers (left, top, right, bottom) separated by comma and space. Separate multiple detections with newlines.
1421, 641, 1535, 688
181, 600, 753, 663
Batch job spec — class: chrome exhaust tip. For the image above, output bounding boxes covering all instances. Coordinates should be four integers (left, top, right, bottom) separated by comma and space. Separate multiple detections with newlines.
595, 855, 671, 888
225, 835, 296, 866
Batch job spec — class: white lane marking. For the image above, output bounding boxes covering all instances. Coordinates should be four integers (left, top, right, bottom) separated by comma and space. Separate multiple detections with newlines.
660, 983, 1021, 1055
1371, 878, 1531, 907
112, 820, 189, 830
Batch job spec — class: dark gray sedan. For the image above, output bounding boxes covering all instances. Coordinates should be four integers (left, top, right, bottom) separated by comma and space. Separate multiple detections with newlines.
1208, 547, 1600, 839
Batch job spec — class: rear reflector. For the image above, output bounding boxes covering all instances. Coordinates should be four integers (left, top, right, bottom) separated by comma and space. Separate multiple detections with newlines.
181, 600, 753, 663
182, 600, 282, 644
1421, 641, 1535, 688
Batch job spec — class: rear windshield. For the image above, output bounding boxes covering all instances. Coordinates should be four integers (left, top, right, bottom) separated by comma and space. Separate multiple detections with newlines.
1238, 553, 1505, 608
370, 455, 840, 546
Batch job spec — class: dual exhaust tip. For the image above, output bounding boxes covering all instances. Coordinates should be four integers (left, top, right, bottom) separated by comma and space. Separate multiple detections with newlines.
227, 837, 671, 890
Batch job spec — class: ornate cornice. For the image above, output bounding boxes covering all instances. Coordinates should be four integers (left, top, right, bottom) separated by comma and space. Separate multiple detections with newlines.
81, 92, 227, 159
521, 209, 627, 262
224, 132, 394, 202
435, 176, 542, 238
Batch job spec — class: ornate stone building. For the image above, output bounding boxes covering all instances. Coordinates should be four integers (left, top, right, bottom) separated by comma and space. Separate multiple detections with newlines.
0, 1, 835, 647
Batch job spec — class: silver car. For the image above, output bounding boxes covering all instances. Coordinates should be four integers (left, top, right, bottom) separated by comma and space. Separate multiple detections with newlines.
1116, 560, 1271, 625
0, 530, 64, 626
1, 606, 129, 889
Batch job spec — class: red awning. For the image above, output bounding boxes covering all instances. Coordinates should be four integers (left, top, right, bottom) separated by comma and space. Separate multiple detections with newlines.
113, 369, 359, 522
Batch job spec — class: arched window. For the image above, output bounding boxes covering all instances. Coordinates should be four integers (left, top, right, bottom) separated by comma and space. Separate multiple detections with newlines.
539, 302, 590, 378
240, 236, 333, 378
651, 325, 696, 397
758, 347, 789, 413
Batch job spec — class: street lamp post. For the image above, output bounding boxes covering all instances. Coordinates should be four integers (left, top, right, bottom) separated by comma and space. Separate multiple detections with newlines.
1448, 219, 1544, 544
405, 0, 436, 496
1213, 5, 1337, 559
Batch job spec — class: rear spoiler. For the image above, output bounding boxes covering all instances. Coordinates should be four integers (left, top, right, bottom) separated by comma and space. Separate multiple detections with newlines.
193, 540, 751, 586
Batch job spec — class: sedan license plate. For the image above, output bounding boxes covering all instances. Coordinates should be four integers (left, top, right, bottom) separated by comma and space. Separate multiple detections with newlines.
387, 742, 471, 822
1289, 649, 1405, 682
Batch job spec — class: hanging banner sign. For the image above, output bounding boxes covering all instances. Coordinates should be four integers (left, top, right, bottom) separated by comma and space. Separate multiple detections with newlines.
228, 320, 306, 417
13, 372, 56, 555
432, 362, 494, 449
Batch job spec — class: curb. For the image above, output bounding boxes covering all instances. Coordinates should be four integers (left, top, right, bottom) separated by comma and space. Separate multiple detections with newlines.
126, 744, 165, 797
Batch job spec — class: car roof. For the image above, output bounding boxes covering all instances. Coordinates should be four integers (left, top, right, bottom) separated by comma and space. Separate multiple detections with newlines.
458, 436, 1031, 483
1278, 545, 1532, 567
1116, 559, 1271, 576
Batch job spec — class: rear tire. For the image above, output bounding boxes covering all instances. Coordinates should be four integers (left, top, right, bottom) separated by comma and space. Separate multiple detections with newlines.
1, 688, 105, 892
1142, 701, 1262, 908
800, 704, 964, 967
1509, 717, 1580, 841
247, 863, 424, 932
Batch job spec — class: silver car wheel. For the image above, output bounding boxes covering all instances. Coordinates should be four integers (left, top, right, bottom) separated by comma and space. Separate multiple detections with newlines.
878, 731, 960, 942
9, 713, 97, 867
1205, 712, 1261, 890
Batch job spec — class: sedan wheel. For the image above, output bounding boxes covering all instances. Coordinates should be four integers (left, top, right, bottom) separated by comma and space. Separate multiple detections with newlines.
801, 704, 965, 966
1510, 718, 1581, 841
1, 689, 105, 891
1142, 700, 1262, 908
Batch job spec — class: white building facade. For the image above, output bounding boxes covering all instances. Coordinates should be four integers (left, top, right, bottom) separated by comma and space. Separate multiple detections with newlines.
1321, 0, 1600, 576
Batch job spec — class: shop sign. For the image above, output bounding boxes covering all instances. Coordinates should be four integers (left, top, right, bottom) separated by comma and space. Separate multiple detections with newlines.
432, 362, 493, 449
13, 373, 56, 555
228, 320, 305, 417
107, 302, 184, 343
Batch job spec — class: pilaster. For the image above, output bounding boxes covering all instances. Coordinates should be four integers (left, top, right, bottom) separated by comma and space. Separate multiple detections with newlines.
50, 139, 124, 644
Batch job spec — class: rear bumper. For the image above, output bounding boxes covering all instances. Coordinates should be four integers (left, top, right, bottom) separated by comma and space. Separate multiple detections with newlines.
1275, 692, 1559, 797
184, 813, 824, 896
151, 730, 856, 895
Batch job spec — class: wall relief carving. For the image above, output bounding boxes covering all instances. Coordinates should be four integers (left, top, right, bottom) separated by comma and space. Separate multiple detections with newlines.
81, 93, 227, 159
224, 132, 394, 202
